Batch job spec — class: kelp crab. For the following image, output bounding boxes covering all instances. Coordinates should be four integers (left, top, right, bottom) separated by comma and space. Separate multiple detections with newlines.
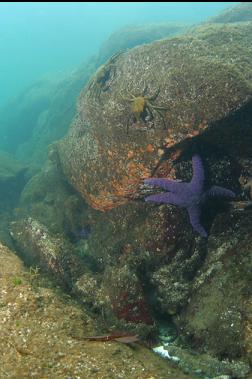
121, 86, 168, 133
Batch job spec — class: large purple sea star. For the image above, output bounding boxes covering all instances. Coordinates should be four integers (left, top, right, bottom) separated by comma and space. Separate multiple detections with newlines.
144, 155, 235, 237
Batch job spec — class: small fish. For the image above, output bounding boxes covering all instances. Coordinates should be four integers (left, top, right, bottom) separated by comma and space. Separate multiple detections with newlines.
84, 334, 139, 344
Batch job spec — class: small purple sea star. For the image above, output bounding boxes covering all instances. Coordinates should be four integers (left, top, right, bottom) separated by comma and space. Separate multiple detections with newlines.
144, 155, 235, 237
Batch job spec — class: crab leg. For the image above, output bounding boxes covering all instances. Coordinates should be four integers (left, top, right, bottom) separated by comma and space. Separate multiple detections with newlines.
154, 108, 167, 129
147, 87, 160, 101
146, 105, 155, 120
152, 104, 168, 111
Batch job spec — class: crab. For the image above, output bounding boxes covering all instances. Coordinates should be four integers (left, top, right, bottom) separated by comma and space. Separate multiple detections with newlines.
87, 52, 123, 100
121, 86, 168, 133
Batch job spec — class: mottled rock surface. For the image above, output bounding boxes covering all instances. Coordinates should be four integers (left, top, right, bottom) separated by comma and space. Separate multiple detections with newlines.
0, 242, 194, 379
55, 20, 252, 375
166, 345, 250, 378
7, 13, 252, 379
17, 150, 91, 237
10, 218, 83, 290
174, 210, 252, 364
58, 22, 252, 212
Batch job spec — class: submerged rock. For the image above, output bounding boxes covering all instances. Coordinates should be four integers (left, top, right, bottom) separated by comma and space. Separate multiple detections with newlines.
209, 2, 252, 23
166, 345, 250, 378
0, 242, 194, 379
174, 211, 252, 364
17, 151, 91, 237
55, 19, 252, 372
58, 22, 252, 212
8, 15, 252, 376
9, 218, 83, 290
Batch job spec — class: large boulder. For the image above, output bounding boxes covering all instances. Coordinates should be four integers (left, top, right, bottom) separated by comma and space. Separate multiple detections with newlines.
58, 22, 252, 213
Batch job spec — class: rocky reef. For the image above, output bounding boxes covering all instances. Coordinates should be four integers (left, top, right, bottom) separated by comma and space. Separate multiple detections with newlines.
0, 242, 194, 379
5, 6, 252, 378
56, 18, 252, 377
58, 21, 252, 212
10, 218, 83, 290
175, 211, 252, 362
209, 2, 252, 23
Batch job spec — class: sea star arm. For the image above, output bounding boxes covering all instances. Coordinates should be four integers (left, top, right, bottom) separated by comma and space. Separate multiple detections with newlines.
144, 178, 182, 192
187, 205, 208, 237
145, 192, 182, 205
189, 155, 205, 193
206, 185, 235, 198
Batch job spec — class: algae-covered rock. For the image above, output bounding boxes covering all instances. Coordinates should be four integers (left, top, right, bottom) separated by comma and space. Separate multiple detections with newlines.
165, 345, 250, 378
0, 242, 195, 379
173, 210, 252, 364
58, 22, 252, 212
16, 143, 99, 251
73, 272, 104, 311
104, 264, 154, 325
6, 16, 252, 376
209, 2, 252, 23
150, 241, 206, 315
9, 218, 83, 289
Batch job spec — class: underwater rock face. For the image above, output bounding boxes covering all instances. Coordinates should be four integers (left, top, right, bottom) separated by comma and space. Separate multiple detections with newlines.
166, 345, 250, 378
209, 2, 252, 23
104, 264, 154, 325
10, 218, 83, 290
0, 242, 192, 379
8, 16, 252, 374
58, 22, 252, 212
55, 22, 252, 352
173, 211, 252, 364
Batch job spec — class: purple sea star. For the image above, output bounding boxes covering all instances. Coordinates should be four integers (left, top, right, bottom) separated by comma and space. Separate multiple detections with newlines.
144, 155, 235, 237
